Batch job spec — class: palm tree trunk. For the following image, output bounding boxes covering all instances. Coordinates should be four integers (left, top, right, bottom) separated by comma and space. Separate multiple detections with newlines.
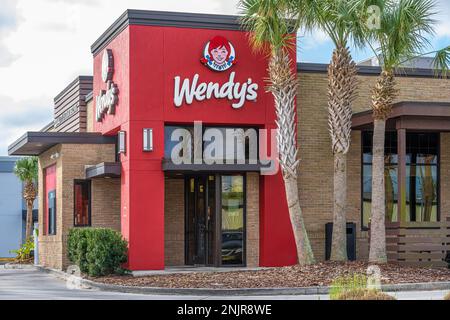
331, 152, 348, 261
284, 174, 315, 264
369, 119, 388, 263
268, 49, 315, 265
25, 200, 34, 241
369, 70, 396, 263
327, 45, 357, 261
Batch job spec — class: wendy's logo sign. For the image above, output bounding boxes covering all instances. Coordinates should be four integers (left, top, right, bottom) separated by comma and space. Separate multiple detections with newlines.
96, 49, 119, 122
200, 36, 236, 72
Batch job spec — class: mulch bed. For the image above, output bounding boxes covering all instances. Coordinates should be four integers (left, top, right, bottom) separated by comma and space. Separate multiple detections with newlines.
90, 262, 450, 289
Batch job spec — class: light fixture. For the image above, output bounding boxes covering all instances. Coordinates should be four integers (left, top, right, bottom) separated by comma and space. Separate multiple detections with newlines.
118, 131, 126, 154
143, 128, 153, 152
50, 152, 60, 160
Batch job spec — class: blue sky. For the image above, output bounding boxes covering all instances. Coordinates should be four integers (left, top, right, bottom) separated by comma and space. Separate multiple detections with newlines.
0, 0, 449, 155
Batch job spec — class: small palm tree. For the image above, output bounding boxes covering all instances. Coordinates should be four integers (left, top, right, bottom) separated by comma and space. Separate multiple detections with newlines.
239, 0, 315, 264
14, 157, 38, 242
363, 0, 448, 263
296, 0, 368, 261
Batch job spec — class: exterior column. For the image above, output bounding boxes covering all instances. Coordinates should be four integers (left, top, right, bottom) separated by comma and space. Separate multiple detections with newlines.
397, 128, 407, 223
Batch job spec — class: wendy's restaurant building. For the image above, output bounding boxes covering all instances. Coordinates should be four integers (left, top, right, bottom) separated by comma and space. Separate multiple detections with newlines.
8, 10, 450, 271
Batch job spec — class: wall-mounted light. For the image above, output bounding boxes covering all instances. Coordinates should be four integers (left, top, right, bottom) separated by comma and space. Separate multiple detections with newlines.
143, 128, 153, 152
50, 152, 60, 160
118, 131, 126, 154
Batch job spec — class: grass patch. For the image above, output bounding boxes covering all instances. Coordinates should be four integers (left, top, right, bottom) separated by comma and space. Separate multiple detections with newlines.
330, 273, 396, 300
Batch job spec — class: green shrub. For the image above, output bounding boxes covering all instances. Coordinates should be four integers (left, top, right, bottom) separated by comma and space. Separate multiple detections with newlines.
10, 239, 34, 263
329, 273, 396, 300
67, 228, 128, 277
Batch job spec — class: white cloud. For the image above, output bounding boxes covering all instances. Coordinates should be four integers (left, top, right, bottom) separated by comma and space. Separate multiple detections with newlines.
0, 0, 240, 155
430, 0, 450, 38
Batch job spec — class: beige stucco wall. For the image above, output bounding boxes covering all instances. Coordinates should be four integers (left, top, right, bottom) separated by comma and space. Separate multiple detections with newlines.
297, 71, 450, 261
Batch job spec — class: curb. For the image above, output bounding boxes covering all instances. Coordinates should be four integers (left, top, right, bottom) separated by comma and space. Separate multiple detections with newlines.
3, 264, 38, 270
34, 266, 450, 296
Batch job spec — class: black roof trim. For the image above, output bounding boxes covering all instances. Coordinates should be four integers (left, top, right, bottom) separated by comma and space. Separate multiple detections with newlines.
91, 10, 242, 56
8, 132, 116, 156
85, 162, 121, 179
297, 63, 448, 78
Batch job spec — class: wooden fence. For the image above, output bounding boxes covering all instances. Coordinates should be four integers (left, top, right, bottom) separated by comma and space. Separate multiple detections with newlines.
384, 219, 450, 267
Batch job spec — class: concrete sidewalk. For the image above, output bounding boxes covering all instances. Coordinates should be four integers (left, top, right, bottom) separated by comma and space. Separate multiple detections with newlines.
0, 267, 449, 300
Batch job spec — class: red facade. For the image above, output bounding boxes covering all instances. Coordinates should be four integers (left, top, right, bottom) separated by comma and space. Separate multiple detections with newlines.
92, 22, 297, 270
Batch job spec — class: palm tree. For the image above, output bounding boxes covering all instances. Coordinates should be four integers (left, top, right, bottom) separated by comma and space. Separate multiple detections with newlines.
295, 0, 368, 261
239, 0, 315, 264
363, 0, 447, 263
14, 157, 38, 242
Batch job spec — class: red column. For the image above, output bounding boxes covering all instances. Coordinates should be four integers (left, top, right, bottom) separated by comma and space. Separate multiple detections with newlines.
122, 121, 165, 271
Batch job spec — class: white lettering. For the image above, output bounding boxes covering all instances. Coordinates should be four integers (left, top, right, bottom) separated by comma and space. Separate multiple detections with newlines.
96, 81, 119, 122
174, 72, 258, 109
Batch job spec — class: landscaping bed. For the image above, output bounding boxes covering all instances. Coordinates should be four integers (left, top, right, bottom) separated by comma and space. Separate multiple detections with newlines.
90, 262, 450, 289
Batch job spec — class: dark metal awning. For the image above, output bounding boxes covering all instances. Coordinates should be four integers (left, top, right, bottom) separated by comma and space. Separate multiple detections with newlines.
162, 159, 274, 173
352, 101, 450, 131
8, 132, 116, 156
85, 162, 121, 179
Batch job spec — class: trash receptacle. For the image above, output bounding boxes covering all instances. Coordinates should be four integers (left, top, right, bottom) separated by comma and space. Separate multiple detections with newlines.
325, 222, 356, 261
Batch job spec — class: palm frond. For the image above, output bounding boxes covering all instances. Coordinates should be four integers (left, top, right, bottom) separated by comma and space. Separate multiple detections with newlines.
433, 46, 450, 78
14, 157, 38, 184
368, 0, 438, 71
239, 0, 298, 53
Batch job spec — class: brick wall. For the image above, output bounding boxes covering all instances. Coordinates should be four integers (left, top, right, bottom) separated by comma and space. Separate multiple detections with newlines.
246, 172, 260, 267
164, 178, 185, 266
38, 143, 117, 270
91, 178, 121, 231
297, 71, 450, 261
86, 99, 93, 133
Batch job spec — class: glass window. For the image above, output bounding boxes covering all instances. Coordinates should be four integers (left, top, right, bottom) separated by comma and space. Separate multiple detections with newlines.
164, 126, 259, 164
74, 181, 91, 227
405, 133, 439, 222
362, 132, 398, 228
221, 175, 244, 265
48, 191, 56, 235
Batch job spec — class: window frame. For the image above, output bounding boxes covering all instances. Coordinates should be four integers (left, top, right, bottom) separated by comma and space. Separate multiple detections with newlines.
360, 131, 399, 231
360, 131, 441, 230
73, 179, 92, 228
405, 132, 440, 223
48, 190, 57, 236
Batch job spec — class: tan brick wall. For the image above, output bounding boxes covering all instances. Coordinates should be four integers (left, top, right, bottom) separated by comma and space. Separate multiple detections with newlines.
164, 178, 185, 266
91, 178, 121, 231
38, 145, 63, 269
297, 71, 450, 261
246, 173, 260, 268
86, 99, 93, 133
38, 143, 117, 270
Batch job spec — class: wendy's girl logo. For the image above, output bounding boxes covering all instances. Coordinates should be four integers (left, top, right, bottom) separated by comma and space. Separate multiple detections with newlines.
200, 36, 236, 72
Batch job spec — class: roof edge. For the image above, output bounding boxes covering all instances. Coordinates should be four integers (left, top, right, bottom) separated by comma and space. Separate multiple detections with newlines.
297, 63, 449, 78
91, 9, 243, 56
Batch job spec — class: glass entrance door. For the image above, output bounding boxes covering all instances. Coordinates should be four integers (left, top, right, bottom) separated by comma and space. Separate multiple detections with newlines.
185, 175, 215, 266
185, 174, 246, 267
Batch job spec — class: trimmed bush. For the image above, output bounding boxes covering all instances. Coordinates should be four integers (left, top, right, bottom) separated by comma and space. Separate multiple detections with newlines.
68, 228, 128, 277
